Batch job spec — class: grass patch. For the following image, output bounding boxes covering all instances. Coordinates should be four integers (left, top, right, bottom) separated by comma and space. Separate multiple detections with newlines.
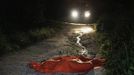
0, 23, 63, 56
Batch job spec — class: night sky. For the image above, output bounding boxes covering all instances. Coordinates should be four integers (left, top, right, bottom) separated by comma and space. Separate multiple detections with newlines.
0, 0, 134, 24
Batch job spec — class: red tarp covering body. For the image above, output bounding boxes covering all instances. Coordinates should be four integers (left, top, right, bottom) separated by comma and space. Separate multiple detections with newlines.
29, 56, 105, 73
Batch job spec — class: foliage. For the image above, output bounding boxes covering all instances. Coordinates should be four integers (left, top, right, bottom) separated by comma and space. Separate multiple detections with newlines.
0, 23, 63, 56
29, 27, 55, 41
0, 0, 65, 56
97, 16, 134, 75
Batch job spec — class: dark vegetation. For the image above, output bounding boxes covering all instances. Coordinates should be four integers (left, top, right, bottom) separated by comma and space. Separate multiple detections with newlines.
0, 0, 64, 56
0, 22, 63, 56
95, 0, 134, 75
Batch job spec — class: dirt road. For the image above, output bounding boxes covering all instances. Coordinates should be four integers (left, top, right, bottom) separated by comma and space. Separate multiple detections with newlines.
0, 25, 105, 75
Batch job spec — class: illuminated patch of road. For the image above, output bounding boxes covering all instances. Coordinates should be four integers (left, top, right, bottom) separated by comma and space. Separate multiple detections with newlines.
72, 26, 95, 55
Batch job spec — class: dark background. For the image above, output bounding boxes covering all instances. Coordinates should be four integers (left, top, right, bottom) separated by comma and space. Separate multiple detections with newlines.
0, 0, 134, 24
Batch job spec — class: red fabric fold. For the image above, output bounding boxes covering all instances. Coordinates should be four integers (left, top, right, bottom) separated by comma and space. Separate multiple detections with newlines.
29, 56, 105, 73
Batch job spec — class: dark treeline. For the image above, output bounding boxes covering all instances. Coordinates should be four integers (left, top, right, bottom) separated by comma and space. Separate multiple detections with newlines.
92, 0, 134, 75
0, 0, 66, 31
1, 0, 45, 33
0, 0, 64, 55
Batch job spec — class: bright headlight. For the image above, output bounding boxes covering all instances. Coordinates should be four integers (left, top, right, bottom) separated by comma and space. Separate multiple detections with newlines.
84, 11, 91, 18
71, 10, 79, 18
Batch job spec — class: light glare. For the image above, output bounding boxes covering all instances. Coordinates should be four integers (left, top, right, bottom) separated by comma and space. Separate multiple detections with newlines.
84, 11, 91, 18
74, 27, 95, 34
71, 10, 78, 18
